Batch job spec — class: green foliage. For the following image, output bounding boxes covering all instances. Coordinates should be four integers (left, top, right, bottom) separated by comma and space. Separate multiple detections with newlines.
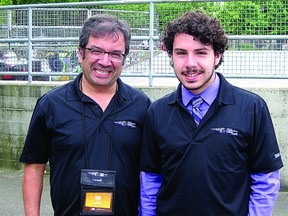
238, 43, 255, 50
1, 0, 288, 36
216, 0, 288, 35
154, 2, 222, 32
0, 0, 12, 6
14, 0, 74, 4
102, 3, 150, 34
217, 2, 265, 35
259, 0, 288, 35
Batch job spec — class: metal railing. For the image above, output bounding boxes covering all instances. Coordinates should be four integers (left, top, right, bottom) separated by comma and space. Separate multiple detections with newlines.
0, 0, 288, 85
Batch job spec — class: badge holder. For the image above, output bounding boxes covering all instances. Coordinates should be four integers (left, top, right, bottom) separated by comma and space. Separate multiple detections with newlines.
80, 169, 116, 215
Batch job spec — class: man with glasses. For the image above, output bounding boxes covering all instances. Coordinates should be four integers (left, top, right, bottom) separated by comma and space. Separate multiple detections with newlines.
20, 14, 151, 216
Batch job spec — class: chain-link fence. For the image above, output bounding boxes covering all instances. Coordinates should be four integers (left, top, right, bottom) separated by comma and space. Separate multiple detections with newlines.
0, 0, 288, 85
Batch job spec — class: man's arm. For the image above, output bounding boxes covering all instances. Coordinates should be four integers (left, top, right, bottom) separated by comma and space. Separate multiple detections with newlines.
22, 163, 46, 216
248, 170, 280, 216
139, 172, 163, 216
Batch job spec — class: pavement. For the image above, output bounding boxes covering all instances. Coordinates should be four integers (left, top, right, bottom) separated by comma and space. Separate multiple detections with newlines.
0, 169, 287, 215
0, 169, 53, 215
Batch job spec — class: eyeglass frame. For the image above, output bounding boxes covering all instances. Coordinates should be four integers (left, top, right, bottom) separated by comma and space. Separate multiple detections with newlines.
84, 47, 126, 62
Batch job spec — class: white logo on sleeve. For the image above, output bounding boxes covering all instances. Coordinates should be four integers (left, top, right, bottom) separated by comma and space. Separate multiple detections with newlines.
274, 153, 281, 159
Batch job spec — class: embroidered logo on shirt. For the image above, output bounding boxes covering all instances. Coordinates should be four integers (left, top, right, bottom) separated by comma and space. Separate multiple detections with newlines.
114, 121, 136, 128
274, 153, 281, 159
211, 127, 238, 136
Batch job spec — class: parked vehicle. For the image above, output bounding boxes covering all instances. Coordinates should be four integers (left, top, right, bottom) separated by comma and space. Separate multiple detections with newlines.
0, 50, 27, 80
0, 49, 50, 81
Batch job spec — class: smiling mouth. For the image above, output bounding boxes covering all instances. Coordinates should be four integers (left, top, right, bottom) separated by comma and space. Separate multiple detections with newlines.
186, 73, 199, 77
94, 69, 110, 75
182, 72, 201, 78
182, 69, 203, 77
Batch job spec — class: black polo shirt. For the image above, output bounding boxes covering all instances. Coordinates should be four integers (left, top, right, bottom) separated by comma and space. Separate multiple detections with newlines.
140, 73, 283, 216
20, 73, 151, 215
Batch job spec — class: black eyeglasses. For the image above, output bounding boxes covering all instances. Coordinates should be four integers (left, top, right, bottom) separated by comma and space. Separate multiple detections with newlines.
84, 47, 125, 62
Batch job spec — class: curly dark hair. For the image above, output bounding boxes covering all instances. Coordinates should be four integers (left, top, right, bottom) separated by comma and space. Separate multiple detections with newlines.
161, 10, 228, 69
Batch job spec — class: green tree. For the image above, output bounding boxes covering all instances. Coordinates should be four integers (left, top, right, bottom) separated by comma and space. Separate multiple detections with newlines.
3, 0, 288, 37
216, 2, 265, 35
0, 0, 13, 5
259, 0, 288, 35
13, 0, 74, 4
0, 0, 12, 26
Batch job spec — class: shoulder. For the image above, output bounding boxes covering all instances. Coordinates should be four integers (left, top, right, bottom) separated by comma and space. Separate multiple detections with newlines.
42, 83, 67, 101
118, 79, 151, 102
219, 74, 267, 107
37, 80, 75, 108
233, 85, 267, 107
148, 91, 177, 114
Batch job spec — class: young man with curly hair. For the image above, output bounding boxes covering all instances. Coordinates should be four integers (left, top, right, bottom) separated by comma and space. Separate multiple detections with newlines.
139, 10, 283, 216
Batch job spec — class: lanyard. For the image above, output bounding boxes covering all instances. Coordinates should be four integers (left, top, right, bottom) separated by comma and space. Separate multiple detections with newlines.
80, 78, 118, 170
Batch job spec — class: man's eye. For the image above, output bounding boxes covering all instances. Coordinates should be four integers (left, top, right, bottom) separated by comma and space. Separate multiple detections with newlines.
176, 51, 187, 56
91, 50, 102, 55
197, 51, 207, 55
110, 53, 122, 58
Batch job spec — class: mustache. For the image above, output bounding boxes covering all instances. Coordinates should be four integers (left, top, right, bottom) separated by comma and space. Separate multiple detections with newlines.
182, 68, 204, 74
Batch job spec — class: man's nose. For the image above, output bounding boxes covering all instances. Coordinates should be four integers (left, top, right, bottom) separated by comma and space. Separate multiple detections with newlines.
98, 53, 111, 65
186, 54, 197, 66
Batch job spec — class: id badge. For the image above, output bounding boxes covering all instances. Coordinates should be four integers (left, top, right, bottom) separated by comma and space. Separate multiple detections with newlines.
80, 169, 116, 215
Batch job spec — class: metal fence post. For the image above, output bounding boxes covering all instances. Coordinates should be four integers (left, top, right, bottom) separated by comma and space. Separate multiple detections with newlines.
28, 7, 33, 83
149, 2, 155, 86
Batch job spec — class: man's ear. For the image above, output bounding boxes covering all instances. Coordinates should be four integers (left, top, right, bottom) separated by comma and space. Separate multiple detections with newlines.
78, 47, 84, 63
215, 52, 222, 66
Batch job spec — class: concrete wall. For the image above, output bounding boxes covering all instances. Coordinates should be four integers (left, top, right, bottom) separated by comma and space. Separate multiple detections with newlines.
0, 82, 287, 190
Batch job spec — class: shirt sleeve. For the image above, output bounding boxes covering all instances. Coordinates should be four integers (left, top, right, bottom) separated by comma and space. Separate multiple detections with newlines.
248, 170, 280, 216
19, 94, 52, 163
139, 172, 163, 216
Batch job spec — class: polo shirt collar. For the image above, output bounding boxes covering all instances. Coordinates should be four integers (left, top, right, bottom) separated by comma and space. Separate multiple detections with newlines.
181, 73, 220, 107
168, 72, 235, 106
216, 72, 234, 105
65, 73, 82, 101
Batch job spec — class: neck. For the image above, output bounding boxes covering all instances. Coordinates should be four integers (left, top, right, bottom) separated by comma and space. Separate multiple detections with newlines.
80, 78, 118, 111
